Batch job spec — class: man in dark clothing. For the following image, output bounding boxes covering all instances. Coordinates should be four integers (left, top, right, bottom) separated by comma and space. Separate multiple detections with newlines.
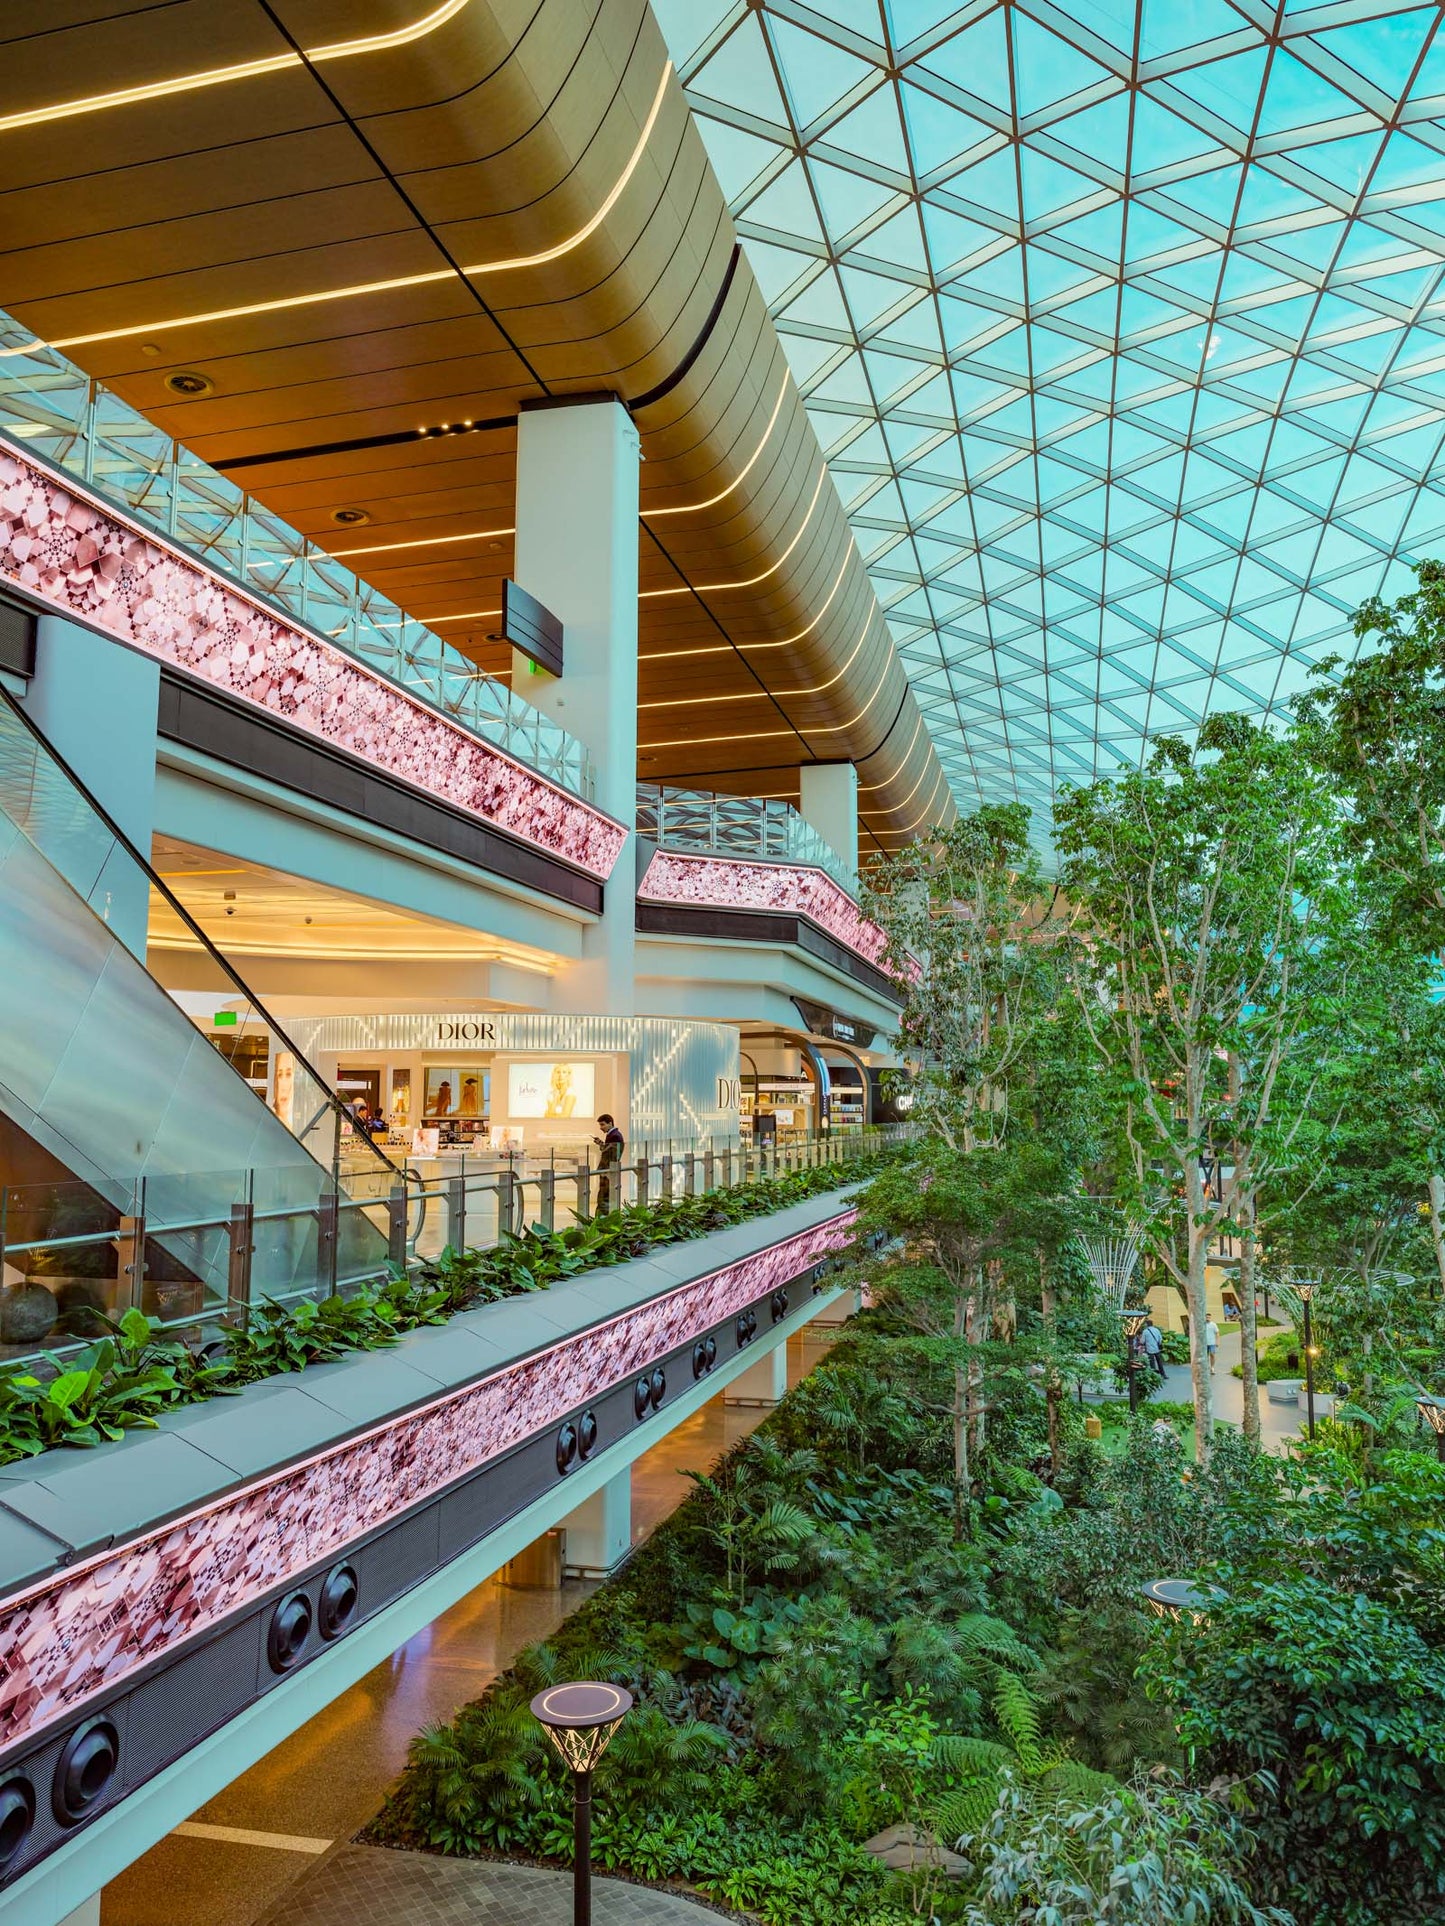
594, 1113, 625, 1213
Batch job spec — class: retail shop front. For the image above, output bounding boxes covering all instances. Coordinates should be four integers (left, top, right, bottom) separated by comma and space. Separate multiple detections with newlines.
278, 1012, 742, 1161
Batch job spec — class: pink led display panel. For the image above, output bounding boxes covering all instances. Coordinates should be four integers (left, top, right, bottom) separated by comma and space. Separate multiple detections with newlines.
0, 1211, 854, 1755
637, 848, 898, 972
0, 451, 626, 879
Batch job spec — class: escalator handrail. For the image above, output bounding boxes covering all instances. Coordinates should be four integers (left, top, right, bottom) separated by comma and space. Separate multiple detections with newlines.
0, 684, 404, 1182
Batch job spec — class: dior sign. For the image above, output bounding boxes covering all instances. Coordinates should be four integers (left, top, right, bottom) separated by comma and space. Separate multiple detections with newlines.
716, 1077, 742, 1110
436, 1021, 498, 1044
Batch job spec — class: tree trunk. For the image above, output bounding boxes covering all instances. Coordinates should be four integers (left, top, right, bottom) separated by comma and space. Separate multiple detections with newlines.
1042, 1270, 1062, 1479
1185, 1160, 1215, 1460
952, 1294, 969, 1538
1238, 1211, 1260, 1447
1429, 1171, 1445, 1300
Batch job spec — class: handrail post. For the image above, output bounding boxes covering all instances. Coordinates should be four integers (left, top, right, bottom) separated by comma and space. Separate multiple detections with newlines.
317, 1190, 339, 1296
115, 1210, 145, 1316
633, 1156, 648, 1209
538, 1166, 556, 1233
446, 1175, 467, 1252
386, 1180, 408, 1271
703, 1146, 714, 1193
227, 1200, 254, 1319
498, 1168, 516, 1243
577, 1156, 594, 1223
660, 1152, 673, 1201
684, 1152, 697, 1198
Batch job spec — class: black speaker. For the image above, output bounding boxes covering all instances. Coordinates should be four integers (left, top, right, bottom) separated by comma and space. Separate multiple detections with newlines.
578, 1409, 598, 1459
0, 1776, 34, 1871
633, 1376, 652, 1419
556, 1421, 578, 1473
318, 1564, 359, 1642
52, 1718, 119, 1827
266, 1590, 312, 1674
650, 1364, 666, 1406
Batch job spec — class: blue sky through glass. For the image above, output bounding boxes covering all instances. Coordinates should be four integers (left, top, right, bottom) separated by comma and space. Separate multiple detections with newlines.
656, 0, 1445, 839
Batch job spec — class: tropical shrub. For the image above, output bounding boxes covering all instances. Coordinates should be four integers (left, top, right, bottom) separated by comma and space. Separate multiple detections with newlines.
0, 1154, 884, 1465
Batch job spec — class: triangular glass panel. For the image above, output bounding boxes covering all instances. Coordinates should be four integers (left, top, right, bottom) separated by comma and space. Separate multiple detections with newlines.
769, 17, 876, 126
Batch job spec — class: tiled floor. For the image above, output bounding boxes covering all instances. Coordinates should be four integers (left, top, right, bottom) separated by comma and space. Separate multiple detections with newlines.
253, 1845, 724, 1924
102, 1327, 834, 1926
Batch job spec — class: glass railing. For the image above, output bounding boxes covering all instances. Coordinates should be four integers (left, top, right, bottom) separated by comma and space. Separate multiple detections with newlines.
636, 781, 859, 895
0, 1126, 915, 1364
0, 310, 594, 800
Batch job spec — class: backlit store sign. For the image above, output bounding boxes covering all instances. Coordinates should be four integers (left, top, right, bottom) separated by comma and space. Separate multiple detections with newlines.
435, 1020, 498, 1045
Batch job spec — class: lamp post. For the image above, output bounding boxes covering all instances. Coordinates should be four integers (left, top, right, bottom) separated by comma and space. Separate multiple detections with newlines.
530, 1681, 633, 1926
1296, 1279, 1318, 1440
1120, 1306, 1149, 1413
1140, 1577, 1225, 1624
1417, 1395, 1445, 1464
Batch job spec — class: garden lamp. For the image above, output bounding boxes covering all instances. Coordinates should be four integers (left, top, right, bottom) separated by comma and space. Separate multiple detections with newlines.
1296, 1279, 1318, 1441
531, 1681, 633, 1926
1120, 1306, 1149, 1413
1416, 1395, 1445, 1464
1140, 1578, 1224, 1624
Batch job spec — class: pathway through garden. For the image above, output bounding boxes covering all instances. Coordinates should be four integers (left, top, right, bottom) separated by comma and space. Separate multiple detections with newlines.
1157, 1326, 1305, 1452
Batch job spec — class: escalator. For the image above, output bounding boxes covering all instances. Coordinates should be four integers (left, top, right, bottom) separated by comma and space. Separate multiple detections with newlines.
0, 687, 400, 1342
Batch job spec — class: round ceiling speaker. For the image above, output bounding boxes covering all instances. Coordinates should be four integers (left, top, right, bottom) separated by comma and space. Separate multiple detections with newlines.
52, 1719, 119, 1827
0, 1776, 34, 1870
266, 1590, 313, 1674
318, 1564, 359, 1642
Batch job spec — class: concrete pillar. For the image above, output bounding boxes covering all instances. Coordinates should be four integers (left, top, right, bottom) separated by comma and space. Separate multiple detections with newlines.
22, 618, 158, 959
561, 1466, 632, 1578
725, 1337, 788, 1406
514, 397, 640, 1017
57, 1897, 101, 1926
799, 762, 858, 877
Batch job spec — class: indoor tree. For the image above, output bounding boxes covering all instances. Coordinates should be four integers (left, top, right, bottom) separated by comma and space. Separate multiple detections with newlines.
1054, 713, 1348, 1456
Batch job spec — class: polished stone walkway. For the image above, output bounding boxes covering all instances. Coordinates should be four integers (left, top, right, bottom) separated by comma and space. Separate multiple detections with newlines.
255, 1846, 724, 1924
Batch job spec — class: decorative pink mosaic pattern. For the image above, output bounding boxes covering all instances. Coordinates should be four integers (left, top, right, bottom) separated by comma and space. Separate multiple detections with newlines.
638, 849, 898, 972
0, 451, 626, 880
0, 1210, 854, 1754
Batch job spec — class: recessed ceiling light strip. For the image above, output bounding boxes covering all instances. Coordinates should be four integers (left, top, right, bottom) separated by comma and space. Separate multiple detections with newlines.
1, 61, 673, 357
0, 0, 473, 135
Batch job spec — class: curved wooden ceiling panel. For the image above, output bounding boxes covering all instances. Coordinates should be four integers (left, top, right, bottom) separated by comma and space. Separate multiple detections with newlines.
0, 0, 955, 850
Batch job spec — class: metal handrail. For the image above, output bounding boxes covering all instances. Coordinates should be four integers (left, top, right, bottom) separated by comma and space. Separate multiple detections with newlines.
637, 780, 859, 896
0, 1127, 918, 1367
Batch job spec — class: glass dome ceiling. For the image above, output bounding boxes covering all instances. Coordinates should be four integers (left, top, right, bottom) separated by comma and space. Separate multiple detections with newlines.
656, 0, 1445, 834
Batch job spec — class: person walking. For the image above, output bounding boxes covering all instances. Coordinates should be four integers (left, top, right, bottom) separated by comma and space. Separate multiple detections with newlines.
594, 1113, 625, 1214
1205, 1315, 1220, 1375
1140, 1315, 1167, 1379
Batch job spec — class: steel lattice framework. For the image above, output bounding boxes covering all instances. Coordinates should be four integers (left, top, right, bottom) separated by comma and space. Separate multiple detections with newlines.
657, 0, 1445, 841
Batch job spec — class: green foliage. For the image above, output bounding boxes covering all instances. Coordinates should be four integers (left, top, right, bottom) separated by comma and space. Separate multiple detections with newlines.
0, 1155, 883, 1466
1154, 1445, 1445, 1921
957, 1775, 1293, 1925
0, 1309, 233, 1462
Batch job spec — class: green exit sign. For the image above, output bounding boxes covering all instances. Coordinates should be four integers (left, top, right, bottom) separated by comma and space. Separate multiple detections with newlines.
212, 1011, 238, 1028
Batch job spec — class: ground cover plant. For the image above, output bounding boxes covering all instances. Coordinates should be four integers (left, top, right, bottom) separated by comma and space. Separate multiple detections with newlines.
0, 1157, 880, 1466
374, 1225, 1337, 1923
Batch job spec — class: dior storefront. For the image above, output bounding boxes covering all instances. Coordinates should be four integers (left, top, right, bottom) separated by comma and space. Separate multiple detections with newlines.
277, 1012, 742, 1155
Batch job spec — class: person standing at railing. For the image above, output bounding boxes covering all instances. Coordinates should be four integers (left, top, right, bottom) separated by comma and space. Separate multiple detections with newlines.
593, 1113, 624, 1213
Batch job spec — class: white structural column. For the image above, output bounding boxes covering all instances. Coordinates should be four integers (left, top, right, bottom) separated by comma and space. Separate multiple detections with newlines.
57, 1898, 100, 1926
21, 618, 159, 960
799, 762, 858, 877
725, 1336, 788, 1406
514, 397, 640, 1016
560, 1466, 632, 1579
